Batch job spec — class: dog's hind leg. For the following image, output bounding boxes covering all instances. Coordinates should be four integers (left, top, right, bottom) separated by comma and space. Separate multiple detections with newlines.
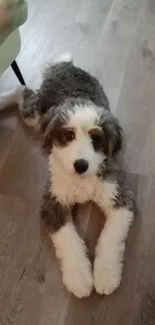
20, 88, 41, 131
0, 87, 40, 130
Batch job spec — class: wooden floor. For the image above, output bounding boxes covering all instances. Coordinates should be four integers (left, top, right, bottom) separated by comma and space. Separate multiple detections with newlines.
0, 0, 155, 324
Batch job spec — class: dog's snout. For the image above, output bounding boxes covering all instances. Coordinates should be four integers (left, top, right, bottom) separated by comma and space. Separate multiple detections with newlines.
74, 159, 88, 174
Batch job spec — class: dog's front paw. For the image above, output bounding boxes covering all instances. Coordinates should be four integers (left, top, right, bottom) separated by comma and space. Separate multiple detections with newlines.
62, 257, 93, 298
94, 253, 123, 295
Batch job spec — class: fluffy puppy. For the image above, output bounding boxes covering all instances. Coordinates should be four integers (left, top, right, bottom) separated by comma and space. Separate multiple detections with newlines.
0, 54, 136, 298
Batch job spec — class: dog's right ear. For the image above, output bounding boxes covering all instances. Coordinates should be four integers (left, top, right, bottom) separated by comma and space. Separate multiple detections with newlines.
41, 108, 67, 155
41, 108, 57, 155
42, 125, 54, 155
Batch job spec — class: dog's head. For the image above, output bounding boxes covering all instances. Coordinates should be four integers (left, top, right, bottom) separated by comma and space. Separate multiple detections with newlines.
41, 99, 122, 176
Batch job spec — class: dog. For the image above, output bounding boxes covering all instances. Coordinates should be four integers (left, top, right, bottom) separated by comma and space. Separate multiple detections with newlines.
0, 53, 136, 298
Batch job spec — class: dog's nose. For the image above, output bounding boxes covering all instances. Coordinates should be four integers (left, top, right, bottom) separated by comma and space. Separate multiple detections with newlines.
74, 159, 88, 174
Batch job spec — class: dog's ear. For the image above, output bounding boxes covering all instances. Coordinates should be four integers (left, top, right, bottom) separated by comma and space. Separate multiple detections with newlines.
41, 108, 57, 155
41, 117, 61, 155
101, 113, 123, 156
42, 124, 54, 155
41, 108, 68, 155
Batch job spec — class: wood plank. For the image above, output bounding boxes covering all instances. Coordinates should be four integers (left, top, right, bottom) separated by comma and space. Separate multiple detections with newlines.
85, 0, 144, 110
0, 0, 155, 324
116, 1, 155, 175
0, 123, 47, 202
0, 195, 42, 325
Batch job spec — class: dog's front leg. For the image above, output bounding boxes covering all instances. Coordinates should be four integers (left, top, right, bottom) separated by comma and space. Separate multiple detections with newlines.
94, 179, 136, 295
41, 191, 93, 298
51, 221, 93, 298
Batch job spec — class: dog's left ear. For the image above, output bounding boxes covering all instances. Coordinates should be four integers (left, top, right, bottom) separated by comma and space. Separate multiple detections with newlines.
101, 113, 123, 156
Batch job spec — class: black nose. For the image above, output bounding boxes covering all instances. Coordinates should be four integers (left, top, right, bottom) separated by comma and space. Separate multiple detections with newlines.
74, 159, 88, 174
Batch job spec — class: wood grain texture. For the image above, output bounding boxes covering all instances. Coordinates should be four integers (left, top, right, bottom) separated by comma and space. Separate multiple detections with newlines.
0, 0, 155, 324
117, 1, 155, 175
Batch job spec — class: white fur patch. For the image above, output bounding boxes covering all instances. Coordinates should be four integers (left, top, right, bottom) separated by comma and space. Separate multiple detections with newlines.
94, 207, 134, 295
68, 103, 99, 129
50, 222, 93, 298
49, 103, 105, 188
49, 154, 115, 207
49, 155, 98, 206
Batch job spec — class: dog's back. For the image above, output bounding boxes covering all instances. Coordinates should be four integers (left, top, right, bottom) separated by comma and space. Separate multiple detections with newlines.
39, 57, 109, 114
0, 54, 110, 130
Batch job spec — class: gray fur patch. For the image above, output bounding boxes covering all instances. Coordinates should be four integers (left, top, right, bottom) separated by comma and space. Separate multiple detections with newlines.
114, 180, 136, 212
20, 88, 40, 119
40, 183, 71, 232
41, 104, 71, 154
38, 62, 110, 114
99, 168, 136, 213
96, 107, 123, 155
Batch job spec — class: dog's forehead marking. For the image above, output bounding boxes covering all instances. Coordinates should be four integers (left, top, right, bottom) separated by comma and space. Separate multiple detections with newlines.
68, 104, 99, 130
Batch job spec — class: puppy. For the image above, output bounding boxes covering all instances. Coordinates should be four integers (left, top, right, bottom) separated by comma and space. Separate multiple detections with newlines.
0, 54, 136, 298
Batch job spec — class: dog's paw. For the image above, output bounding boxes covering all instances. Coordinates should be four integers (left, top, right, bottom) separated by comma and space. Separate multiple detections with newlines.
62, 257, 93, 298
51, 222, 93, 298
94, 256, 122, 295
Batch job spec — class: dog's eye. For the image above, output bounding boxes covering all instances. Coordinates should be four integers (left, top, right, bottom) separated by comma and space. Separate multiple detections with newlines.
91, 134, 103, 146
64, 129, 75, 142
89, 129, 104, 150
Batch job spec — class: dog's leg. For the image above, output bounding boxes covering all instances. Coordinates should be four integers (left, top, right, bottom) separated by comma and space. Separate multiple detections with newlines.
19, 88, 40, 130
0, 87, 40, 130
94, 180, 135, 295
51, 222, 93, 298
41, 191, 93, 298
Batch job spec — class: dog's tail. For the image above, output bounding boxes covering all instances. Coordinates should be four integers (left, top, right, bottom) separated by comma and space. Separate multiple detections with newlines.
0, 86, 24, 111
43, 52, 73, 80
53, 52, 73, 64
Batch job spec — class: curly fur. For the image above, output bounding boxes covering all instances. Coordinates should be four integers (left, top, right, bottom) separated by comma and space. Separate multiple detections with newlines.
0, 54, 135, 298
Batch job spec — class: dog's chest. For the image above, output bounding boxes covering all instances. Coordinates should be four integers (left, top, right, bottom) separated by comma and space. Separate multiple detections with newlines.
51, 173, 97, 206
